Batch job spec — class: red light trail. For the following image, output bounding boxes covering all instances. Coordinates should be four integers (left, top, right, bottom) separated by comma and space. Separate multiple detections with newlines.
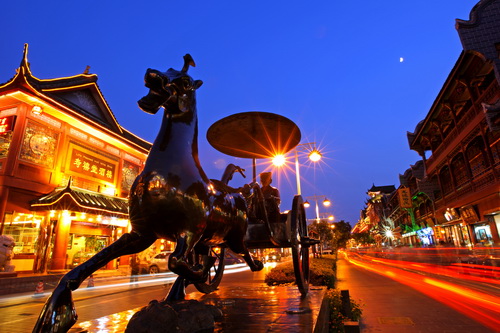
343, 251, 500, 331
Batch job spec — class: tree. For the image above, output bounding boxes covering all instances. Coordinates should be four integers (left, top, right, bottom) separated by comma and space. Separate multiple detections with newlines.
308, 220, 334, 253
332, 220, 352, 249
350, 231, 375, 246
308, 220, 353, 252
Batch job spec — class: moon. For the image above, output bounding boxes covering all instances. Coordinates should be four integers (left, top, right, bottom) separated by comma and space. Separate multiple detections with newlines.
400, 57, 404, 63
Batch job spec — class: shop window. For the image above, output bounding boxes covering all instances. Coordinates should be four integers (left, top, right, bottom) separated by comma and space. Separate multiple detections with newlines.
450, 153, 469, 187
439, 166, 453, 195
2, 212, 41, 254
466, 137, 489, 177
67, 235, 108, 269
0, 131, 13, 158
474, 225, 492, 243
19, 120, 59, 168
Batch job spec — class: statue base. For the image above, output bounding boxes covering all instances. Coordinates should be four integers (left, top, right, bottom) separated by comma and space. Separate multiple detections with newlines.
126, 299, 223, 333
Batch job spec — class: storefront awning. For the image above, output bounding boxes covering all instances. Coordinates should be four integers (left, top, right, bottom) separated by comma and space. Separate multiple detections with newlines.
30, 181, 128, 217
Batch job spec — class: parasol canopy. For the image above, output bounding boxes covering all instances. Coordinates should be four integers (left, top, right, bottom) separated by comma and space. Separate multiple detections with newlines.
207, 111, 301, 159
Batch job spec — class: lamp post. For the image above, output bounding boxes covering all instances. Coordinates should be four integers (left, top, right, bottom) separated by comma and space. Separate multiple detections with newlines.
304, 199, 334, 257
272, 142, 322, 195
304, 195, 332, 223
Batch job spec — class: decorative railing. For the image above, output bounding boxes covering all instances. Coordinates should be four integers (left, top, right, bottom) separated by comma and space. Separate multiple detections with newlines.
425, 80, 498, 173
472, 169, 495, 191
432, 168, 495, 211
456, 104, 480, 133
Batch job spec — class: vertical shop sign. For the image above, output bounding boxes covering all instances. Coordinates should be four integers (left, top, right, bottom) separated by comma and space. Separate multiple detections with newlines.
0, 116, 16, 158
0, 116, 16, 133
398, 187, 412, 208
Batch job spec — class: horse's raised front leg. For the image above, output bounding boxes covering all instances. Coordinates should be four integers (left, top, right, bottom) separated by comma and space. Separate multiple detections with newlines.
242, 251, 264, 271
226, 234, 264, 272
33, 231, 156, 333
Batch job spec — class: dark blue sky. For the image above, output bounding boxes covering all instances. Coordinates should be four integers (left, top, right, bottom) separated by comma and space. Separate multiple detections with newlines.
1, 1, 479, 224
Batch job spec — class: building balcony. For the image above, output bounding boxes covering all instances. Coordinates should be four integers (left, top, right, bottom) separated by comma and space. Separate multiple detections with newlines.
425, 81, 498, 174
434, 167, 497, 211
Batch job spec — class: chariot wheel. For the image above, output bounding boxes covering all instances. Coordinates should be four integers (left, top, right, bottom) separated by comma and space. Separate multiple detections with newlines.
290, 195, 310, 296
193, 247, 226, 294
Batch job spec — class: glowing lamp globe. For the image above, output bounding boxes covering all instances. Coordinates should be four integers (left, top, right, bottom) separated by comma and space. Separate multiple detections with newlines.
308, 149, 322, 162
272, 154, 286, 167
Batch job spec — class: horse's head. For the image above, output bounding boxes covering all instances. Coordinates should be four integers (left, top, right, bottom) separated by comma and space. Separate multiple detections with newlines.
138, 54, 203, 115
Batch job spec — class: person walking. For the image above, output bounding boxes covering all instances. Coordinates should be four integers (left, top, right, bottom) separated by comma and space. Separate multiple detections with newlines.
130, 254, 140, 286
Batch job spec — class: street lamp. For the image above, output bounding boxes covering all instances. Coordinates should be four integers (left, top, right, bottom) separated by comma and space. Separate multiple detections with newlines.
271, 142, 323, 195
304, 195, 331, 223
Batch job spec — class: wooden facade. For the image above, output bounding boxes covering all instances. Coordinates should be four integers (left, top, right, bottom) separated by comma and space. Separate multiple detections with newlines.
0, 45, 152, 272
354, 0, 500, 248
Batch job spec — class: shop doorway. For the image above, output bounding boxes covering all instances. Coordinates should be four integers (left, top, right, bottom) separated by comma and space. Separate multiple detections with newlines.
66, 234, 109, 269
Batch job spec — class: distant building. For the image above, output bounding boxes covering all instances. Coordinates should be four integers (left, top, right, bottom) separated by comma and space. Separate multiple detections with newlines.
353, 185, 396, 244
353, 0, 500, 248
0, 45, 152, 272
407, 0, 500, 246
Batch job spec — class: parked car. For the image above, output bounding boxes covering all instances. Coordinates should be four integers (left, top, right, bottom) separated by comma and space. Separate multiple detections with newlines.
224, 251, 245, 265
148, 250, 243, 274
265, 251, 282, 262
147, 251, 172, 274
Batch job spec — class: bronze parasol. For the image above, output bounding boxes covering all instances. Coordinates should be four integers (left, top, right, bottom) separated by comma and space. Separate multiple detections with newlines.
207, 111, 301, 181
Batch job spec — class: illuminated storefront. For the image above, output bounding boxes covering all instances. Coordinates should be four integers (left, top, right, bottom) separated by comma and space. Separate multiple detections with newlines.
0, 45, 151, 272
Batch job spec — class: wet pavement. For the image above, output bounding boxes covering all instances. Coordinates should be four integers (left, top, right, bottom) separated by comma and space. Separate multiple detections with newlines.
193, 284, 326, 332
70, 285, 326, 332
66, 264, 327, 332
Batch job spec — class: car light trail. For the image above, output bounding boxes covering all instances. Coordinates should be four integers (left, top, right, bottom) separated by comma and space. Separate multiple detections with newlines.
0, 264, 252, 305
348, 251, 499, 285
344, 252, 500, 331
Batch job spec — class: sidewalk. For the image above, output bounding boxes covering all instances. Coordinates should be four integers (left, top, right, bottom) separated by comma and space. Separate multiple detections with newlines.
335, 256, 496, 333
0, 267, 129, 295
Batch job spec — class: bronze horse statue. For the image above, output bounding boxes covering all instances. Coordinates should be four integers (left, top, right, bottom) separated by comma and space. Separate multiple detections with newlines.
33, 54, 263, 333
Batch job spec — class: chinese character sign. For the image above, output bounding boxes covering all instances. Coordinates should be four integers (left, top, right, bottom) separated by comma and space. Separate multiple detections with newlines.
69, 146, 116, 183
398, 188, 412, 208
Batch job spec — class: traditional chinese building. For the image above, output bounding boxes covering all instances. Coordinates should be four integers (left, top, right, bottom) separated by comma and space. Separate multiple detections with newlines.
352, 185, 396, 245
407, 0, 500, 246
0, 45, 152, 272
392, 161, 437, 246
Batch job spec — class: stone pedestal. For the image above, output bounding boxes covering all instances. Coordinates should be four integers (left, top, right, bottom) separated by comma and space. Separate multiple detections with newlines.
125, 299, 223, 333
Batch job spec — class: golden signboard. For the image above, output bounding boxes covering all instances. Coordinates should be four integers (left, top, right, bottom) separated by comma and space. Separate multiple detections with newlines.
460, 205, 478, 223
398, 187, 412, 208
66, 142, 117, 185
